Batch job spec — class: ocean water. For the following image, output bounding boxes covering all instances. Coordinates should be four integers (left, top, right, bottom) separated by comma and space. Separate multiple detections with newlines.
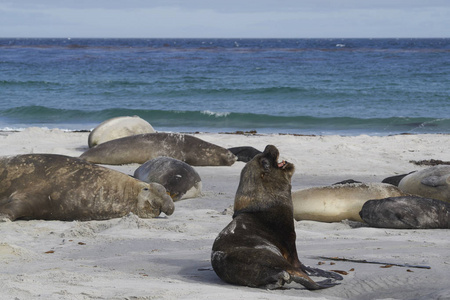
1, 38, 449, 135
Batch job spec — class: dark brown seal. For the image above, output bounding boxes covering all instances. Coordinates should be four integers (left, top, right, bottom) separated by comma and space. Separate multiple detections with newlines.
80, 132, 237, 166
0, 154, 174, 221
211, 145, 342, 290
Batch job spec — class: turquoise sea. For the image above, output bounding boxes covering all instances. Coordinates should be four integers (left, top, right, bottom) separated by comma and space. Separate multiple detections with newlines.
1, 38, 449, 135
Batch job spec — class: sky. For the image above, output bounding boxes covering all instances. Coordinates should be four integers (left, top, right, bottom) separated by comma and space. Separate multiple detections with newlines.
1, 0, 449, 38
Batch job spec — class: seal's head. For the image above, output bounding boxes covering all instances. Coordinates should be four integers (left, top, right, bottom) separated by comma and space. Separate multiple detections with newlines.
136, 182, 175, 218
223, 150, 238, 166
234, 145, 295, 212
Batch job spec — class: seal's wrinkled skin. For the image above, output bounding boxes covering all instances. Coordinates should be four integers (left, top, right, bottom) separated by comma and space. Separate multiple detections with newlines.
0, 154, 174, 221
360, 196, 450, 229
211, 145, 342, 290
398, 165, 450, 203
80, 132, 237, 166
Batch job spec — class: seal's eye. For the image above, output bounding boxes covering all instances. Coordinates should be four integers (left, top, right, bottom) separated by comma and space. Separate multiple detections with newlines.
261, 158, 271, 172
143, 188, 149, 191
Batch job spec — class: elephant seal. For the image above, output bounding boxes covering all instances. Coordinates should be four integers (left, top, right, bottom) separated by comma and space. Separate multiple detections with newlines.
134, 156, 202, 201
398, 165, 450, 202
292, 183, 406, 223
360, 196, 450, 229
80, 133, 237, 166
227, 146, 262, 162
0, 154, 174, 221
211, 145, 342, 290
88, 116, 155, 148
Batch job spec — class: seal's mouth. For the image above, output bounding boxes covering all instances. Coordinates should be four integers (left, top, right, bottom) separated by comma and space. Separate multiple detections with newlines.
278, 160, 288, 169
262, 145, 289, 169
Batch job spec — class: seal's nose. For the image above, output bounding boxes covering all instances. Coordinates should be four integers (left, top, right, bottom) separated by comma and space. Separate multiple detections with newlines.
161, 194, 175, 216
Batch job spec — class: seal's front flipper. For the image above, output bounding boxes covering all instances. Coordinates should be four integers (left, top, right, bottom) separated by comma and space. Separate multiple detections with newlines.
0, 192, 36, 221
0, 213, 12, 222
302, 265, 344, 281
421, 175, 449, 187
263, 271, 291, 290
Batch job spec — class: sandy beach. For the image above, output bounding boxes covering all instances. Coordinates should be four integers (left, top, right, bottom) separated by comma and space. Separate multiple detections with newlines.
1, 127, 449, 300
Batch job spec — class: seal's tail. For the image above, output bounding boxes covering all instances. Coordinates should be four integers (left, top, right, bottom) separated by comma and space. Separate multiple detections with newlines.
302, 265, 344, 281
288, 269, 340, 290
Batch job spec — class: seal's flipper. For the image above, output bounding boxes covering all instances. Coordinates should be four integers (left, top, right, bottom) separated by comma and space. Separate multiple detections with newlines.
309, 278, 341, 289
421, 175, 449, 187
263, 270, 338, 290
263, 271, 291, 290
290, 273, 339, 290
301, 265, 344, 281
0, 213, 12, 222
0, 192, 36, 221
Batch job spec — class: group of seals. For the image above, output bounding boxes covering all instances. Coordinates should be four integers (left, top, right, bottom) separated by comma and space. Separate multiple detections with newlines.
211, 145, 342, 290
361, 165, 450, 229
0, 154, 174, 221
4, 115, 449, 291
81, 132, 237, 166
0, 117, 239, 222
290, 165, 450, 229
292, 183, 406, 223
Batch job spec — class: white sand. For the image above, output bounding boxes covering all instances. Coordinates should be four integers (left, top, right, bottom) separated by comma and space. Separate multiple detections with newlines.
1, 128, 449, 300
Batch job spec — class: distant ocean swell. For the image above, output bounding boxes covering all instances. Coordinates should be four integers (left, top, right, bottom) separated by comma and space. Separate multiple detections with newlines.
1, 106, 449, 135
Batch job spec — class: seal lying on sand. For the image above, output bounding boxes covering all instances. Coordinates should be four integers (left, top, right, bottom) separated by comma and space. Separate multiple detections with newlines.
211, 145, 342, 290
0, 154, 174, 221
227, 146, 262, 162
360, 196, 450, 229
134, 156, 202, 201
88, 116, 155, 148
398, 165, 450, 202
80, 133, 237, 166
292, 183, 406, 223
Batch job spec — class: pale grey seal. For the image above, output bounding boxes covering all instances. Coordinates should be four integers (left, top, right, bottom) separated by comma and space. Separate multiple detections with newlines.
88, 116, 155, 148
292, 183, 407, 223
398, 165, 450, 202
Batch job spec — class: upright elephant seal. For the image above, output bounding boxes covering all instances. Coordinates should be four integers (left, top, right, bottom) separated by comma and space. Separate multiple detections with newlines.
0, 154, 174, 221
211, 145, 342, 290
398, 165, 450, 202
292, 183, 406, 223
88, 116, 155, 148
80, 133, 237, 166
134, 156, 202, 201
360, 196, 450, 229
